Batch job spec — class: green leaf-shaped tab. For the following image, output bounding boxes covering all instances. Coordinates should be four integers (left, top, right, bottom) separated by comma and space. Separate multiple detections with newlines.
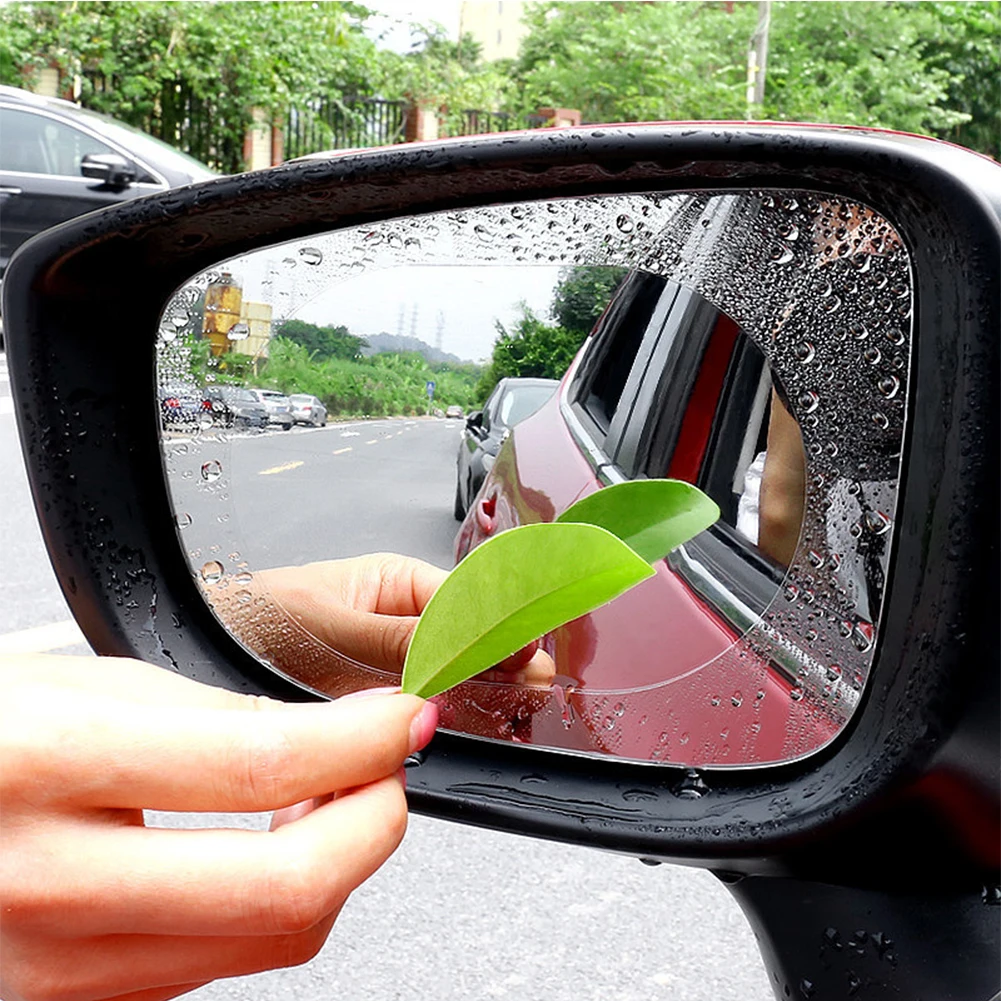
401, 522, 655, 698
557, 479, 719, 564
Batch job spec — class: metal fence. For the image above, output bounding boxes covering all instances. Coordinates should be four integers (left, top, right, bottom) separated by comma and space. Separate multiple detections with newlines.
284, 98, 408, 160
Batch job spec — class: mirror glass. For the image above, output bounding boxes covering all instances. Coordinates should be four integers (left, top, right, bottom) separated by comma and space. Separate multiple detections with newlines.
157, 190, 912, 767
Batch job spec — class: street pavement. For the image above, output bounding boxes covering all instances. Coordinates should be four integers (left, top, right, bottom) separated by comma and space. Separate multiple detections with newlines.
0, 352, 772, 1000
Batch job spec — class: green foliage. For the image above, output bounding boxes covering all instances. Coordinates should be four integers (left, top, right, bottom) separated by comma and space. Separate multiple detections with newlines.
762, 1, 976, 139
475, 307, 581, 401
275, 319, 368, 362
477, 266, 628, 402
0, 1, 386, 171
550, 266, 628, 335
514, 0, 999, 155
253, 338, 482, 419
381, 26, 517, 133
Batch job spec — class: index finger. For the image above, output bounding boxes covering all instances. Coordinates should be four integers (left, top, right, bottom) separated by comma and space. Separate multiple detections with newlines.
7, 689, 437, 812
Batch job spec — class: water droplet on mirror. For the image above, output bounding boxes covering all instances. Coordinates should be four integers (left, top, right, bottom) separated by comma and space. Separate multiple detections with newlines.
871, 411, 890, 430
201, 460, 222, 482
852, 622, 875, 652
731, 691, 743, 707
794, 341, 816, 363
234, 571, 253, 585
298, 246, 323, 265
616, 214, 635, 233
235, 589, 252, 604
886, 326, 906, 346
789, 686, 804, 701
174, 512, 192, 528
877, 375, 900, 399
769, 243, 794, 264
797, 390, 819, 414
200, 560, 224, 583
865, 510, 892, 535
863, 346, 882, 365
227, 322, 250, 341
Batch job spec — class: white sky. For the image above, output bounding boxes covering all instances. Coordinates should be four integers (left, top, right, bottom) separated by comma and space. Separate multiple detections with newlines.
296, 264, 563, 363
363, 1, 463, 52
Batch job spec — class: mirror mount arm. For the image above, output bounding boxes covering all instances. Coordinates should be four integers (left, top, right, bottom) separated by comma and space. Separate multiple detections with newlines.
723, 874, 999, 1001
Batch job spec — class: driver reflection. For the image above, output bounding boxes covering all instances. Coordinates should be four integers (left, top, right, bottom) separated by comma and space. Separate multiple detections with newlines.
736, 385, 807, 568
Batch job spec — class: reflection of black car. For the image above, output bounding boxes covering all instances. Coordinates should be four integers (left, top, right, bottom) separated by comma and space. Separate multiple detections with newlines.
0, 85, 217, 278
158, 384, 206, 429
454, 376, 558, 520
203, 385, 268, 429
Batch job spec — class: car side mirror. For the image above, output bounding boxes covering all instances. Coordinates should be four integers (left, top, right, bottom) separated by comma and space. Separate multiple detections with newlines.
80, 152, 137, 189
465, 410, 485, 433
5, 126, 999, 1001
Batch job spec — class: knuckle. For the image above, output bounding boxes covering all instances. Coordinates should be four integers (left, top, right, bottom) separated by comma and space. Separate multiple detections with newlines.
227, 723, 295, 808
261, 856, 338, 935
278, 922, 332, 969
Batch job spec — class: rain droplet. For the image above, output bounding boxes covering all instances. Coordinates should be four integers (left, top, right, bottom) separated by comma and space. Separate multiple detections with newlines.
784, 583, 800, 601
808, 550, 824, 567
852, 623, 875, 652
731, 691, 743, 707
227, 322, 250, 341
770, 243, 794, 264
871, 411, 890, 430
174, 512, 192, 528
616, 214, 635, 233
794, 341, 816, 363
797, 390, 820, 414
789, 686, 804, 702
877, 375, 900, 399
234, 571, 253, 585
863, 346, 882, 365
850, 322, 869, 341
201, 460, 222, 482
200, 560, 224, 583
299, 246, 323, 265
235, 589, 252, 604
865, 510, 892, 535
885, 326, 906, 346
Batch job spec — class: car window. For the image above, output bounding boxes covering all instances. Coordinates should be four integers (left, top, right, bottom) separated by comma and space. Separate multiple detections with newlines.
0, 107, 116, 176
569, 271, 675, 452
498, 384, 556, 427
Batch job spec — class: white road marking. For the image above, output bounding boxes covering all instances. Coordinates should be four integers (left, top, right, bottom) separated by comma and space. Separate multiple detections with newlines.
258, 460, 305, 476
333, 447, 352, 455
0, 619, 87, 655
0, 398, 14, 417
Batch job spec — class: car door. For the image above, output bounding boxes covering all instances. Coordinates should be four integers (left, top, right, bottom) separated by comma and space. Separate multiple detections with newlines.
0, 104, 162, 273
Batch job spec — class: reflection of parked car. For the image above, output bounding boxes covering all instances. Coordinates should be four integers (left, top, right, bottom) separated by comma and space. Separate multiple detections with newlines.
445, 404, 464, 419
0, 86, 217, 279
158, 384, 206, 429
288, 393, 327, 427
203, 385, 268, 429
454, 377, 558, 520
248, 388, 294, 430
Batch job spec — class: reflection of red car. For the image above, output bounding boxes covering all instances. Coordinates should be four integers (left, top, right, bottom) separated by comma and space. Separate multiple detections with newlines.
454, 272, 841, 765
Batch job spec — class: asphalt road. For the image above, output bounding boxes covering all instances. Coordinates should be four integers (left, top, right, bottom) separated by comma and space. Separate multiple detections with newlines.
0, 352, 773, 1001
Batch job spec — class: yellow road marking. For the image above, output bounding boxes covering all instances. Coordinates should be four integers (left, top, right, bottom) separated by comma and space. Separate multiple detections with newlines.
258, 460, 305, 476
0, 619, 87, 655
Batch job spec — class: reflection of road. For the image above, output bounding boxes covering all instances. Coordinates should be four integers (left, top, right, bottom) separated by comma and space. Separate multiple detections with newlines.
179, 416, 461, 573
0, 382, 771, 1001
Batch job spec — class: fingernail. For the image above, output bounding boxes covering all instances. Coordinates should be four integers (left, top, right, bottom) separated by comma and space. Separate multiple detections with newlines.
408, 701, 439, 754
340, 685, 402, 701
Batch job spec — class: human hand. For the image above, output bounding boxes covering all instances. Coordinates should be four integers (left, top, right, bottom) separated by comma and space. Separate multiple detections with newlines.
0, 653, 437, 1001
259, 553, 556, 684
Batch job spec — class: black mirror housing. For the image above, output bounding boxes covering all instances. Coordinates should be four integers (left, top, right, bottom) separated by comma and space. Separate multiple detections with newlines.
5, 126, 999, 912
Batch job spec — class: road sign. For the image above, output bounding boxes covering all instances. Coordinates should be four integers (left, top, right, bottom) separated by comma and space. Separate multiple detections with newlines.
426, 380, 436, 397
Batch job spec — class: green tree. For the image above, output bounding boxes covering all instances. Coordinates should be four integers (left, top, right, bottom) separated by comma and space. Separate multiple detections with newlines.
475, 307, 580, 400
550, 266, 628, 335
0, 2, 387, 170
274, 319, 368, 362
513, 1, 998, 155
